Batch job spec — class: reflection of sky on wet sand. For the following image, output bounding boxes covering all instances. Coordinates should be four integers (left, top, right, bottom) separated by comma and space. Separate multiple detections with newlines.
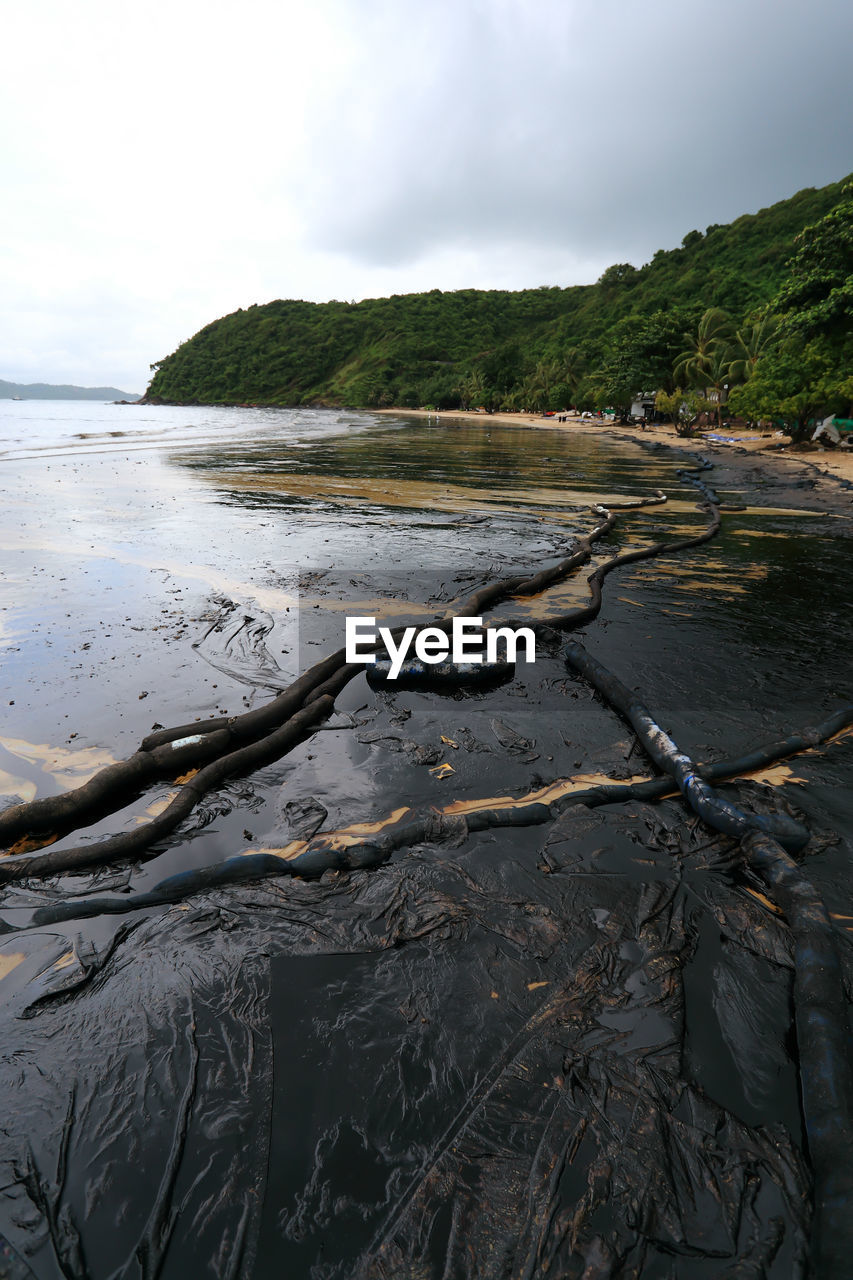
0, 736, 117, 785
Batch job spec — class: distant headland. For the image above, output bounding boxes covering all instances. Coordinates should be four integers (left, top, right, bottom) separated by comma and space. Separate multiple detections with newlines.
0, 379, 141, 402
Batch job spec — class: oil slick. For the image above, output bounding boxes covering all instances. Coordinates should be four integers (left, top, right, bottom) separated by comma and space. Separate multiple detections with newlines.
0, 735, 117, 789
0, 953, 25, 982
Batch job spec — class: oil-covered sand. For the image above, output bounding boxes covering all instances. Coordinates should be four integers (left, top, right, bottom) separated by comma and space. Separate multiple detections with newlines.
0, 403, 851, 1278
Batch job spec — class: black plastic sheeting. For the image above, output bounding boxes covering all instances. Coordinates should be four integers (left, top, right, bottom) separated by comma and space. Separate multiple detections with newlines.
0, 790, 817, 1279
562, 640, 853, 1276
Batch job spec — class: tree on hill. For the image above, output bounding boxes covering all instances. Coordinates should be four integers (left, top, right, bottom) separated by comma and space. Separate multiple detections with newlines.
673, 308, 733, 386
515, 349, 587, 411
774, 185, 853, 343
673, 308, 737, 425
728, 192, 853, 438
597, 263, 639, 289
728, 311, 779, 383
593, 309, 695, 417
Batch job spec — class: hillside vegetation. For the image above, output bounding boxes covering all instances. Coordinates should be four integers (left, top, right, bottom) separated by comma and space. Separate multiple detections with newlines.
144, 175, 853, 432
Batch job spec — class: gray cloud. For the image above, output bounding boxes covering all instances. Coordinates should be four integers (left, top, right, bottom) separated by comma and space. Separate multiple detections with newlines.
303, 0, 853, 269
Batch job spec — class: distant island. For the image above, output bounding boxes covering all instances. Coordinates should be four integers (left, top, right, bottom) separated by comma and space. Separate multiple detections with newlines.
1, 379, 140, 402
143, 172, 853, 440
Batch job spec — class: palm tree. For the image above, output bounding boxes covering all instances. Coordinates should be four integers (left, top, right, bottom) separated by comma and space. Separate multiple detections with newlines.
461, 368, 485, 410
557, 346, 586, 405
728, 312, 779, 383
526, 359, 560, 411
673, 308, 734, 426
673, 308, 734, 386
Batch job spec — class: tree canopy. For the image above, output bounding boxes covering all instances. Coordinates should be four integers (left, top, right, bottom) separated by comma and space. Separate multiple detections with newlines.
726, 188, 853, 436
774, 185, 853, 342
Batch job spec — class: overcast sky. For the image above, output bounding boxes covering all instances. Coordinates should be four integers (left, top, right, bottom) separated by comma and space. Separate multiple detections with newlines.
2, 0, 851, 393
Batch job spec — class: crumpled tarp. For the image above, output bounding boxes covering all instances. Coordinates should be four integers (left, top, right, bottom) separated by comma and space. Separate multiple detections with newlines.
0, 793, 812, 1279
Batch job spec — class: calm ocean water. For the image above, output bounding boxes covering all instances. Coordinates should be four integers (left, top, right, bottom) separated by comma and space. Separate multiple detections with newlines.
0, 398, 367, 459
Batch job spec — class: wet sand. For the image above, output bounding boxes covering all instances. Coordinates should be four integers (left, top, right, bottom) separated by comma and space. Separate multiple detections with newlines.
376, 405, 853, 484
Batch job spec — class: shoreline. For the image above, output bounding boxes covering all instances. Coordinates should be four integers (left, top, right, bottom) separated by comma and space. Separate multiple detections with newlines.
374, 406, 853, 487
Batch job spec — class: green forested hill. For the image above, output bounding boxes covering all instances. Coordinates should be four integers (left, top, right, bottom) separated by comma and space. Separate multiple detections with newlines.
144, 175, 851, 413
